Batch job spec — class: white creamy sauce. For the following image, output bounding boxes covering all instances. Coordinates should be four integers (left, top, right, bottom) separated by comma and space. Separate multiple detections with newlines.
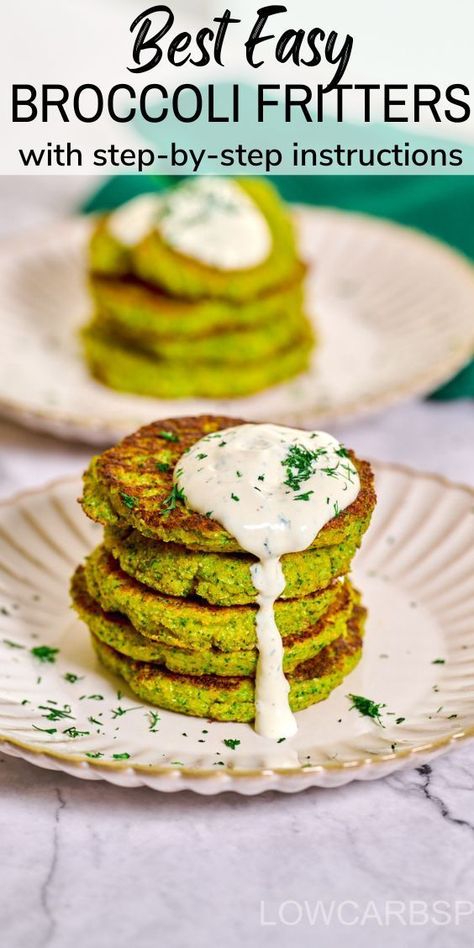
177, 424, 360, 740
108, 193, 162, 246
156, 178, 271, 270
107, 178, 272, 269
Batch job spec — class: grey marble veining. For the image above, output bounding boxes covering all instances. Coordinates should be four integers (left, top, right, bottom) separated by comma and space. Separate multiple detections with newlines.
1, 746, 474, 948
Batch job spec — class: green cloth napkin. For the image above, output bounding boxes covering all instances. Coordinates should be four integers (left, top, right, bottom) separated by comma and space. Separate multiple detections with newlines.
83, 174, 474, 398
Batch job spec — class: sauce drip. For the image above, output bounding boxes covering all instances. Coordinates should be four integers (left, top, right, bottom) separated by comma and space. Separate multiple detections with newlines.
108, 178, 271, 270
177, 424, 360, 739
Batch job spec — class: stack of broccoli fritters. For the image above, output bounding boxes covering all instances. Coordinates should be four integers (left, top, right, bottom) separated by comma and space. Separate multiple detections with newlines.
71, 416, 376, 724
82, 179, 314, 399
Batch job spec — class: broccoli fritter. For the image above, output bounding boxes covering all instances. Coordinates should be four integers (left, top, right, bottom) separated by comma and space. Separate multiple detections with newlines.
103, 526, 358, 606
90, 605, 365, 721
81, 322, 313, 399
89, 179, 300, 302
80, 415, 376, 553
83, 545, 350, 651
89, 267, 305, 340
71, 564, 358, 677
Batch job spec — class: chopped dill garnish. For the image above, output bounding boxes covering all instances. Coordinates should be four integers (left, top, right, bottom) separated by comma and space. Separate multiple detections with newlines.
85, 751, 104, 759
158, 429, 179, 442
111, 705, 141, 719
432, 658, 445, 665
64, 672, 83, 684
112, 752, 131, 760
148, 710, 160, 732
347, 693, 386, 727
340, 462, 356, 484
294, 490, 314, 501
395, 717, 405, 724
31, 645, 59, 663
155, 462, 170, 473
39, 704, 74, 722
223, 738, 240, 750
3, 639, 24, 649
111, 706, 126, 719
162, 483, 186, 514
236, 470, 242, 478
63, 726, 90, 738
231, 493, 240, 502
282, 444, 328, 492
197, 453, 207, 460
120, 492, 136, 510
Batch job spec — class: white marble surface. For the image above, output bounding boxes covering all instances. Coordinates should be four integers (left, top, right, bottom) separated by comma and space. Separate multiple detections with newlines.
0, 178, 474, 947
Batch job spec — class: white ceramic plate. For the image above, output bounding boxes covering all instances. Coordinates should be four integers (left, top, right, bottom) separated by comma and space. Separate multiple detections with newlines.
0, 209, 473, 444
0, 462, 472, 794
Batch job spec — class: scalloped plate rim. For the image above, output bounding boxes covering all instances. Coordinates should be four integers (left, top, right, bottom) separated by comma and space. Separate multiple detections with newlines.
0, 461, 473, 793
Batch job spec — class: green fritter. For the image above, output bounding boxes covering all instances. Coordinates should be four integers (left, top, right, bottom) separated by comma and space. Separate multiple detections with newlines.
71, 564, 358, 677
91, 301, 310, 365
81, 320, 314, 399
91, 606, 366, 721
132, 179, 299, 301
89, 267, 305, 340
89, 217, 131, 277
83, 545, 349, 651
80, 415, 376, 553
103, 525, 358, 606
89, 179, 300, 301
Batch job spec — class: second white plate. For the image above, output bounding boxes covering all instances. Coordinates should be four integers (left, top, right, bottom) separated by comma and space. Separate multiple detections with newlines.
0, 207, 473, 443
